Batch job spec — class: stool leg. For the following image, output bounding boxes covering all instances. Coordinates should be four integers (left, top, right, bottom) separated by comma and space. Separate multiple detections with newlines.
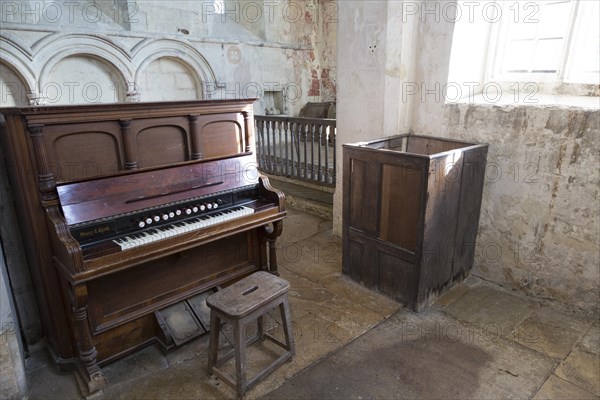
279, 298, 295, 356
257, 315, 264, 341
234, 320, 247, 398
208, 312, 220, 374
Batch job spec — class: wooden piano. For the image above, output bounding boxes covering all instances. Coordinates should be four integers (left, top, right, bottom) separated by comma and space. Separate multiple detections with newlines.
0, 99, 285, 394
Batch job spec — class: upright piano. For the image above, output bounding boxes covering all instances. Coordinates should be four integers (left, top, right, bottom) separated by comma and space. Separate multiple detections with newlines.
0, 99, 285, 394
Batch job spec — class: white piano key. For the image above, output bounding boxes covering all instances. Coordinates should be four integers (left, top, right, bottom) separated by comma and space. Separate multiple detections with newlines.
113, 206, 254, 251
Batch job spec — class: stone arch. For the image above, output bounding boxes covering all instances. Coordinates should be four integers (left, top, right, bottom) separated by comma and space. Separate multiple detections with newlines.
42, 55, 128, 104
136, 56, 202, 102
0, 61, 33, 107
0, 35, 37, 103
132, 39, 217, 99
36, 34, 134, 97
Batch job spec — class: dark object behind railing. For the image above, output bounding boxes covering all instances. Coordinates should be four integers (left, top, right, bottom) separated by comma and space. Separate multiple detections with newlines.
255, 115, 336, 186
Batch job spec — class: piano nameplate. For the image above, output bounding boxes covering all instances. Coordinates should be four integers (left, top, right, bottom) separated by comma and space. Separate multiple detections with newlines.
76, 225, 113, 240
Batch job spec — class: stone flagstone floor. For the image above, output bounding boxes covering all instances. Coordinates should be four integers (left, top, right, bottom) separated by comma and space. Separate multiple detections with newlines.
24, 209, 599, 400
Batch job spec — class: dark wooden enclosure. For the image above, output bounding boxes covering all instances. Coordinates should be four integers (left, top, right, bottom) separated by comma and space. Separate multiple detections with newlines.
342, 134, 488, 311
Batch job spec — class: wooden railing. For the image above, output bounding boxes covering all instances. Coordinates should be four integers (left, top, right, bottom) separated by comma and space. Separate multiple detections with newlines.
255, 115, 336, 186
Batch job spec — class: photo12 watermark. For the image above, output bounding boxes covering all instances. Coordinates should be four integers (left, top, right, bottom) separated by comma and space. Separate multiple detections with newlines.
1, 0, 139, 24
0, 1, 339, 25
401, 1, 541, 24
401, 81, 540, 104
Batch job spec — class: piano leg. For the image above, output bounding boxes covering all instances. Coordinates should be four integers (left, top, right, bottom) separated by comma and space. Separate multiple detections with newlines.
71, 284, 108, 395
264, 220, 283, 276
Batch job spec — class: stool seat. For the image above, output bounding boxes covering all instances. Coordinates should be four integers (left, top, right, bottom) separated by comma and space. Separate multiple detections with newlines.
207, 271, 295, 399
206, 271, 289, 319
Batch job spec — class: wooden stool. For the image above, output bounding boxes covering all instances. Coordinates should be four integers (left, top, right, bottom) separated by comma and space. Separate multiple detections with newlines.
207, 271, 295, 398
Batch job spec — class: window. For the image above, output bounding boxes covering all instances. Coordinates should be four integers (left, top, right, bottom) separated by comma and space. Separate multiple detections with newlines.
213, 0, 225, 14
488, 0, 599, 85
448, 0, 599, 104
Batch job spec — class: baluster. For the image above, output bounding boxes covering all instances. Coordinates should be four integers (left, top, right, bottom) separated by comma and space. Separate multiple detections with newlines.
317, 123, 323, 182
295, 122, 302, 178
284, 121, 289, 176
332, 124, 337, 184
273, 120, 278, 173
260, 120, 265, 170
278, 120, 284, 175
272, 120, 276, 174
257, 119, 264, 169
267, 120, 273, 172
272, 120, 277, 173
310, 123, 315, 180
303, 123, 308, 179
326, 123, 330, 182
289, 121, 296, 176
291, 121, 300, 177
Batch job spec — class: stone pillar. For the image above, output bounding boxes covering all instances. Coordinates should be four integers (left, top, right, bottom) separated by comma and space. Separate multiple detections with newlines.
27, 91, 47, 105
125, 82, 141, 103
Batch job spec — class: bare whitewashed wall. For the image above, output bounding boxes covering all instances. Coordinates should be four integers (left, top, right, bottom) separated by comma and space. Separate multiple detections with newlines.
335, 0, 599, 318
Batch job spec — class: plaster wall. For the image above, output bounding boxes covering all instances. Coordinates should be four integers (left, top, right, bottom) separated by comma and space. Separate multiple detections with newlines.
335, 0, 599, 317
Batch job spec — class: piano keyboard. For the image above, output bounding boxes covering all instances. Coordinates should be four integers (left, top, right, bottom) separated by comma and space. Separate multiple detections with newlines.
112, 206, 254, 250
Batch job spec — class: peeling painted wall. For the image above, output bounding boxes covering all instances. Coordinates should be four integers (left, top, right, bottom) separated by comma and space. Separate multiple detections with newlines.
335, 0, 599, 317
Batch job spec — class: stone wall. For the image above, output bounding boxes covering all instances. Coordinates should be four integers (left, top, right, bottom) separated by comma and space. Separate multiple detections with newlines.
335, 0, 599, 317
0, 247, 27, 400
437, 103, 599, 317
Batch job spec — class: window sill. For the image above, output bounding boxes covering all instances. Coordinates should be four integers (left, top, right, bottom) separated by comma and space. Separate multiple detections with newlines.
452, 93, 599, 111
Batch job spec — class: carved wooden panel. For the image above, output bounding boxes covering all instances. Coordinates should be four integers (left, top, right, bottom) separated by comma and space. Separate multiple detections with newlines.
134, 117, 190, 168
43, 122, 123, 182
199, 113, 244, 159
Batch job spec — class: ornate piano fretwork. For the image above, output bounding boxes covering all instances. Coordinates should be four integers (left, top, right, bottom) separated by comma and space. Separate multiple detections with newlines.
0, 100, 286, 395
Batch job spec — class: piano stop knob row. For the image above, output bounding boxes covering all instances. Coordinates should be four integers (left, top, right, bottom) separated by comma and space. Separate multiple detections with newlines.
113, 206, 254, 251
134, 202, 225, 232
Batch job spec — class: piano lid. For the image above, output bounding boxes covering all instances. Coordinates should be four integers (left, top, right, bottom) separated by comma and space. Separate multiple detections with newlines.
57, 155, 259, 226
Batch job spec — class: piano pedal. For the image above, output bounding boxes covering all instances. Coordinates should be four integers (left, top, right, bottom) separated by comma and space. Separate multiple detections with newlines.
155, 288, 231, 350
